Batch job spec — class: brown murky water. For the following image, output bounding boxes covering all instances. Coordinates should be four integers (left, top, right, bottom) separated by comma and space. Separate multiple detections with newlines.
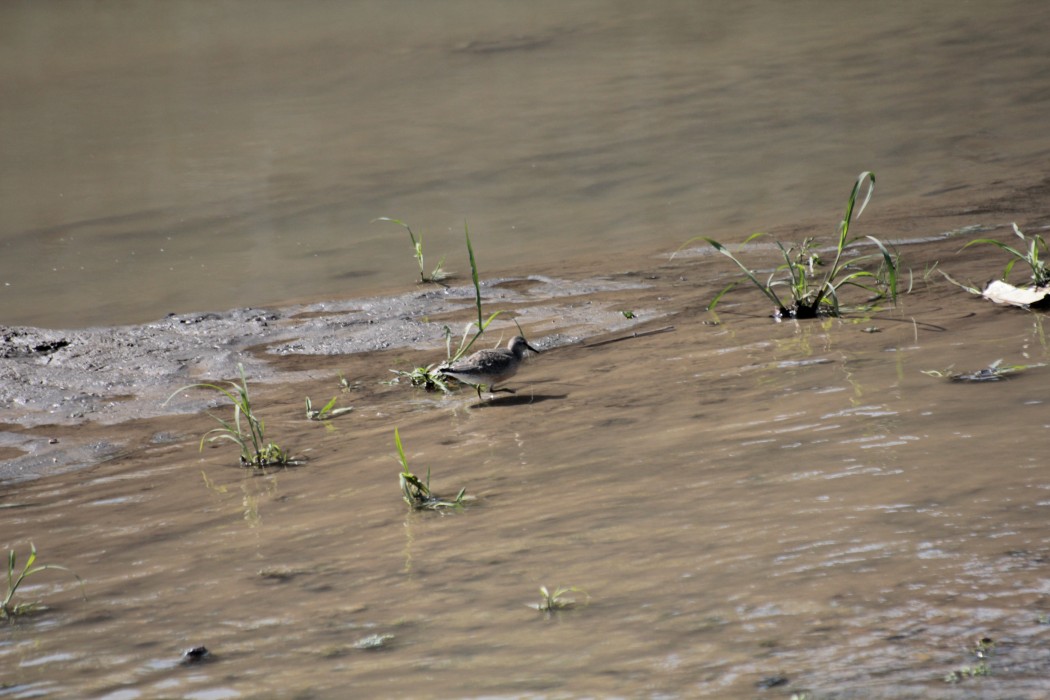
3, 1, 1050, 328
4, 192, 1050, 698
4, 2, 1050, 699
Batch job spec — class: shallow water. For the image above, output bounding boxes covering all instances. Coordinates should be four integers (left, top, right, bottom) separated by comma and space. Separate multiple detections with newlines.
3, 219, 1050, 697
4, 2, 1050, 698
3, 1, 1050, 327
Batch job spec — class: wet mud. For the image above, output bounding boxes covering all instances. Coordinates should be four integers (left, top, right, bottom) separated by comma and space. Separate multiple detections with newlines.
3, 179, 1050, 698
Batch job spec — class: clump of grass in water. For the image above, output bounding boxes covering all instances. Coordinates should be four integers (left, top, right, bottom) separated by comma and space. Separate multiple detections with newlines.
529, 585, 588, 613
683, 171, 899, 318
304, 395, 353, 421
944, 637, 995, 683
391, 223, 502, 392
165, 363, 292, 468
3, 543, 86, 619
394, 427, 467, 510
373, 217, 449, 284
389, 360, 453, 394
962, 222, 1050, 287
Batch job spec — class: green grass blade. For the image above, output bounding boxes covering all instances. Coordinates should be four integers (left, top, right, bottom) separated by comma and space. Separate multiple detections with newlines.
865, 235, 899, 302
961, 238, 1025, 259
668, 235, 707, 260
394, 427, 409, 472
164, 381, 241, 408
465, 223, 482, 325
7, 549, 15, 593
704, 237, 787, 310
1002, 258, 1019, 281
706, 280, 740, 311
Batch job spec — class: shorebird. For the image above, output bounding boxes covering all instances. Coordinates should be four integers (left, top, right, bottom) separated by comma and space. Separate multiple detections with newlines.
438, 335, 540, 399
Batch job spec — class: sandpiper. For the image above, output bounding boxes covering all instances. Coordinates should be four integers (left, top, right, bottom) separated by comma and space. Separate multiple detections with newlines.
439, 335, 540, 398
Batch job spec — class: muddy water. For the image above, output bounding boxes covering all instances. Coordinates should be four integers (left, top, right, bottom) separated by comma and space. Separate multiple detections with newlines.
4, 2, 1050, 698
4, 191, 1050, 698
4, 1, 1050, 328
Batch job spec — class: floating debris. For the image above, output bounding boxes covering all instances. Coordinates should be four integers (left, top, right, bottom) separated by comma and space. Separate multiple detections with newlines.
921, 359, 1044, 383
353, 633, 394, 650
981, 280, 1050, 309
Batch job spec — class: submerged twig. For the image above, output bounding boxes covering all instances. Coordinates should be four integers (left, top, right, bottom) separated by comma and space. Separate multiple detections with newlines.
580, 325, 676, 348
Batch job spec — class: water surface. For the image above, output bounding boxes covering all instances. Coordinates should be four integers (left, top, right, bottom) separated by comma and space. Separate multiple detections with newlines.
3, 222, 1050, 697
2, 1, 1049, 327
3, 2, 1050, 698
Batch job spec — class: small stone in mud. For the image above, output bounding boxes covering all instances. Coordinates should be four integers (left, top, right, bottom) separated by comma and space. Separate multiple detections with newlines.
181, 646, 211, 663
756, 675, 788, 689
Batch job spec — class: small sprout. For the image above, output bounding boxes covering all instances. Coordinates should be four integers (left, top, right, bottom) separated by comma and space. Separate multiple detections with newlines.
943, 637, 995, 683
338, 373, 352, 392
621, 310, 637, 319
530, 585, 588, 613
305, 396, 353, 420
394, 428, 468, 510
2, 543, 86, 619
944, 663, 990, 683
861, 326, 881, 333
373, 217, 449, 284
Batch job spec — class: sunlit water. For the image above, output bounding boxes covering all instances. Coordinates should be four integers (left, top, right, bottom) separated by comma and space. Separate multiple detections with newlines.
2, 1, 1049, 327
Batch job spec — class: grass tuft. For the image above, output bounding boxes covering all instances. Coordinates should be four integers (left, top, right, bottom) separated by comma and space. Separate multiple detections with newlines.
388, 364, 452, 394
682, 171, 898, 318
962, 222, 1050, 287
305, 396, 353, 421
165, 363, 292, 468
529, 585, 588, 613
394, 428, 467, 510
3, 543, 85, 619
373, 217, 449, 284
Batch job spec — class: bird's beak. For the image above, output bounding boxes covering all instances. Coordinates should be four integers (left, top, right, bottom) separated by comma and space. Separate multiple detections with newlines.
525, 342, 540, 354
